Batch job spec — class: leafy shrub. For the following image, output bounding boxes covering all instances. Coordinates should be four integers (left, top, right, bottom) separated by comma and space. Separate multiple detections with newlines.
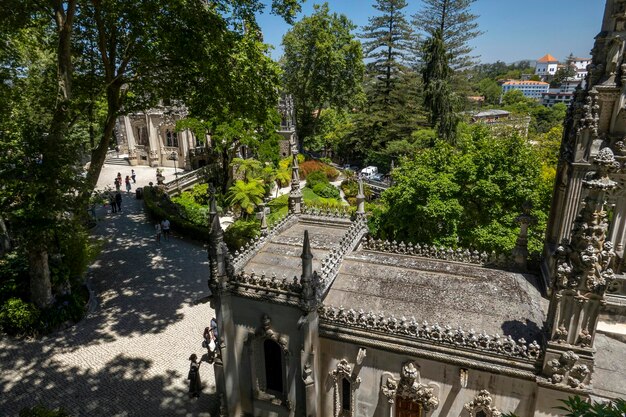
312, 183, 340, 199
0, 251, 30, 303
143, 187, 210, 243
19, 405, 71, 417
306, 170, 330, 189
38, 289, 89, 333
172, 191, 209, 226
299, 160, 339, 180
340, 179, 372, 203
224, 219, 260, 251
0, 298, 39, 335
320, 157, 333, 165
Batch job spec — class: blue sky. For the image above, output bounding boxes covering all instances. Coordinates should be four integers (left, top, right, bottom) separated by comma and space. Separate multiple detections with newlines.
256, 0, 604, 64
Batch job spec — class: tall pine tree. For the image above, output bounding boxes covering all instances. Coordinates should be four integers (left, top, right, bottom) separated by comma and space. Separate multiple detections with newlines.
349, 0, 419, 165
412, 0, 482, 70
422, 29, 459, 144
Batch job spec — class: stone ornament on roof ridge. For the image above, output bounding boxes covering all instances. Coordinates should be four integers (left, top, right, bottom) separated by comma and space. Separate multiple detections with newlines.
361, 237, 512, 268
319, 305, 542, 361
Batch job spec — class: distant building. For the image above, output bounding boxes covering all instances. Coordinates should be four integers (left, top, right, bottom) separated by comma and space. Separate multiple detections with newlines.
542, 92, 574, 107
501, 80, 550, 100
470, 109, 510, 123
567, 56, 591, 80
469, 109, 530, 137
534, 53, 559, 78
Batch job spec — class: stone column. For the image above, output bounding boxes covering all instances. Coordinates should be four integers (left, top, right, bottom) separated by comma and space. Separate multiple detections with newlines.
146, 113, 161, 167
180, 129, 190, 170
123, 116, 138, 166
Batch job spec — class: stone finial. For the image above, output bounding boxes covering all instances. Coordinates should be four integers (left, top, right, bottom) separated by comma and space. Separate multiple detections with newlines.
289, 148, 302, 214
301, 230, 313, 279
259, 200, 268, 236
356, 175, 366, 216
512, 201, 536, 270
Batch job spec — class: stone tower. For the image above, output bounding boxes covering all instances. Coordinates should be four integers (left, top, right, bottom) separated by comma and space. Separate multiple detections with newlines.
541, 0, 626, 392
543, 0, 626, 287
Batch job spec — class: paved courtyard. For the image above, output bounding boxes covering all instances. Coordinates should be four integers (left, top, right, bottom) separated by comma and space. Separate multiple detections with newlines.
0, 164, 219, 416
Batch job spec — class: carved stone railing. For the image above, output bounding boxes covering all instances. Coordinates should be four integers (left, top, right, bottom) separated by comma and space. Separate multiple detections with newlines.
361, 237, 512, 268
231, 213, 298, 273
163, 168, 204, 195
301, 205, 351, 220
314, 218, 369, 300
230, 271, 302, 295
319, 305, 542, 362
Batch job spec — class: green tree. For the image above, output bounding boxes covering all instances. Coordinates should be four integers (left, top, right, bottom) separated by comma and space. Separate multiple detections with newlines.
421, 29, 460, 144
306, 108, 354, 157
372, 124, 550, 254
412, 0, 482, 69
282, 3, 365, 146
227, 179, 265, 217
353, 0, 420, 159
477, 78, 502, 105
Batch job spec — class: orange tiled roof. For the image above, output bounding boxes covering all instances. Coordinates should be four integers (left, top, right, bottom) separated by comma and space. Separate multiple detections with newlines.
537, 54, 559, 63
503, 80, 549, 85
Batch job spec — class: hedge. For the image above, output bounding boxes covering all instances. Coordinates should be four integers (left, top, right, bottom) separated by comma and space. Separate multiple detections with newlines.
142, 186, 210, 243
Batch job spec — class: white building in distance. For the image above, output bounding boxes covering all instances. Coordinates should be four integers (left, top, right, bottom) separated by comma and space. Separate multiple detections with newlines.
502, 80, 550, 100
534, 54, 559, 77
567, 56, 592, 80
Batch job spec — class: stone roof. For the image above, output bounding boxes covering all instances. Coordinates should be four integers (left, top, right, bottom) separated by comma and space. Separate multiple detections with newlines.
242, 220, 350, 279
592, 333, 626, 399
325, 248, 548, 342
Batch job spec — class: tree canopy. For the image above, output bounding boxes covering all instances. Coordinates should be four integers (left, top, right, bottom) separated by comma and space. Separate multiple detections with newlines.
282, 3, 365, 146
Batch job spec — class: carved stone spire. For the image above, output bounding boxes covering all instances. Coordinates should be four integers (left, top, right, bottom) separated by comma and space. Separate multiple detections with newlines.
289, 144, 302, 214
300, 230, 316, 309
356, 175, 366, 216
512, 201, 536, 271
542, 147, 619, 390
208, 186, 227, 287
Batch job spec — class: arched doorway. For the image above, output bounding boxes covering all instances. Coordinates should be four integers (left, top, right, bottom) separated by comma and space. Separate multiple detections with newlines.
396, 397, 423, 417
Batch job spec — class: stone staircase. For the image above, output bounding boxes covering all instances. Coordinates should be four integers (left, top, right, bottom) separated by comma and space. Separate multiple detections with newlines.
105, 152, 130, 166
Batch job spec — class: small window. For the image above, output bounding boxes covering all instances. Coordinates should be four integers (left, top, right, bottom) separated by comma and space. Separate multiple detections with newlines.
341, 378, 351, 412
166, 129, 178, 147
264, 339, 283, 393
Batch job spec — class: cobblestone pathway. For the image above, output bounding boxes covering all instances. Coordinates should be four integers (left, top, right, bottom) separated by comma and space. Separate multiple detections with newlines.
0, 195, 218, 416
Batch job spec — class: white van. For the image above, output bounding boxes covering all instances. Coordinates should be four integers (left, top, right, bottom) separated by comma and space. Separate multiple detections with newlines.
361, 166, 378, 178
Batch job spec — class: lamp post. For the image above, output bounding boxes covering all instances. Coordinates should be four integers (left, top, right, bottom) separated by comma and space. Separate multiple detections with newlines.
170, 151, 179, 177
170, 151, 179, 191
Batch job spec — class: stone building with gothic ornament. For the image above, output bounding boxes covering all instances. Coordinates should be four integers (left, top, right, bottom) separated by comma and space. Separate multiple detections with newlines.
205, 2, 626, 416
114, 95, 297, 171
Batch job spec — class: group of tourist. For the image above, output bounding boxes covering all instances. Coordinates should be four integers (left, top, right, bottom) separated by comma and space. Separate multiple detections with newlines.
188, 318, 219, 398
113, 170, 136, 193
154, 219, 171, 243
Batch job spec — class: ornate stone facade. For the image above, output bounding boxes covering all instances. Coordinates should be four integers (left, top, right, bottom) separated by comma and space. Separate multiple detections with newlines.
115, 105, 206, 169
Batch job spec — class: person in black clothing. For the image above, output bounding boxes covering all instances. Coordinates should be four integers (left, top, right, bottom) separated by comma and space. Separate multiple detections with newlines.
115, 191, 122, 212
187, 354, 201, 398
109, 193, 117, 213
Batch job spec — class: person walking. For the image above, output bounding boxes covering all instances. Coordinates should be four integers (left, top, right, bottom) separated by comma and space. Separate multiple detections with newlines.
187, 354, 201, 398
114, 177, 121, 191
115, 191, 122, 213
109, 192, 117, 214
125, 175, 132, 193
131, 169, 136, 183
161, 219, 170, 240
155, 222, 162, 243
